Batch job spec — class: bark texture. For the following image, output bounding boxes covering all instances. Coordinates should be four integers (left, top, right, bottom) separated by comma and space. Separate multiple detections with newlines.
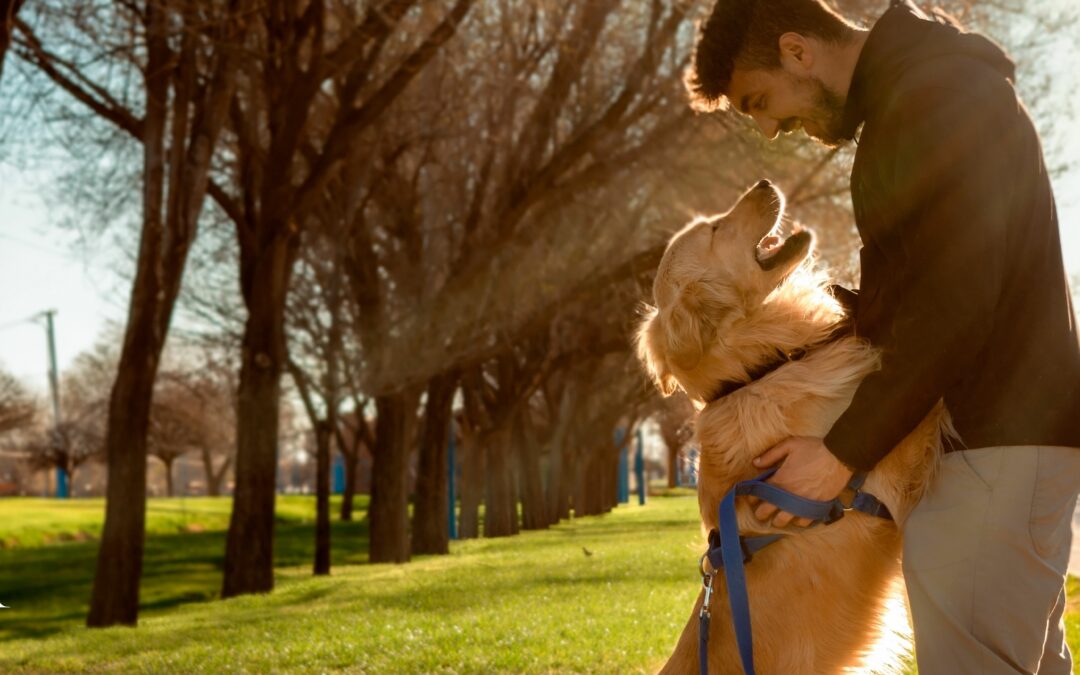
411, 371, 458, 555
222, 228, 297, 597
368, 391, 416, 563
483, 427, 518, 538
314, 420, 331, 575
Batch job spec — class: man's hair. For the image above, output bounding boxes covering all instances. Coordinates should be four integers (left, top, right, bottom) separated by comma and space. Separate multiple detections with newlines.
687, 0, 857, 112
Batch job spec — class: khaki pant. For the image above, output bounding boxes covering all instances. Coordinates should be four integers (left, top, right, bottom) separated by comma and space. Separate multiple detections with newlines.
902, 446, 1079, 674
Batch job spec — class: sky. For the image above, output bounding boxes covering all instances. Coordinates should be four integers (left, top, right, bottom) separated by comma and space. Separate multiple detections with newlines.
1, 4, 1079, 396
0, 164, 126, 392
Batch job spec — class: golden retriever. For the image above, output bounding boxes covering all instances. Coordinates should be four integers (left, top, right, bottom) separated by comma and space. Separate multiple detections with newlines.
636, 181, 946, 674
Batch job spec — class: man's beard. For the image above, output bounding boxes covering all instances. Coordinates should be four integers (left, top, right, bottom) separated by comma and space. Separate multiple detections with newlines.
783, 74, 847, 147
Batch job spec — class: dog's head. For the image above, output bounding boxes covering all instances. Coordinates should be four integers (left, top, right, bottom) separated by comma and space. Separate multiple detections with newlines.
637, 180, 815, 401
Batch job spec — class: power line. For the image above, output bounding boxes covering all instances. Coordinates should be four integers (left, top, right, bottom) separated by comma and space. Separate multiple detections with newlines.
0, 313, 41, 332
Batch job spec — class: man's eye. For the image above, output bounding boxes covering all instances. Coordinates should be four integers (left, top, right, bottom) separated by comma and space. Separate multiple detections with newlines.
755, 97, 766, 111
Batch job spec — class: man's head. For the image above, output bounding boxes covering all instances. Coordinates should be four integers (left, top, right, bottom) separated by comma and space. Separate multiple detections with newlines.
687, 0, 864, 146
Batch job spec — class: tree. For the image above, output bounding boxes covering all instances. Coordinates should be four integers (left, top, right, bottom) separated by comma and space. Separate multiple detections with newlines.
206, 0, 475, 585
285, 232, 351, 574
410, 370, 459, 554
0, 369, 35, 436
20, 343, 114, 494
15, 0, 254, 626
147, 379, 208, 497
655, 396, 694, 488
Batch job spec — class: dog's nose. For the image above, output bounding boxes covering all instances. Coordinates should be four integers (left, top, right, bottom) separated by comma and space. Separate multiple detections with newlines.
755, 179, 772, 189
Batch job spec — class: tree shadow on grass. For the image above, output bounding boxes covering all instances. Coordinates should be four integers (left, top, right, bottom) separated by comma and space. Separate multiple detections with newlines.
0, 515, 369, 642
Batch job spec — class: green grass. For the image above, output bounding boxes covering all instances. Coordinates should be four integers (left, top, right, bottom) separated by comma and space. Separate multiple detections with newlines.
0, 495, 338, 549
0, 495, 1076, 673
0, 495, 370, 643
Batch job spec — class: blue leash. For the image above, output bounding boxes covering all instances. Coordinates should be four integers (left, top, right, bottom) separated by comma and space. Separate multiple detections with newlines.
697, 469, 893, 675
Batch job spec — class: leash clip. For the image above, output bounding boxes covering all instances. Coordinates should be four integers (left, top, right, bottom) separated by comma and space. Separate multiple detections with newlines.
698, 553, 714, 619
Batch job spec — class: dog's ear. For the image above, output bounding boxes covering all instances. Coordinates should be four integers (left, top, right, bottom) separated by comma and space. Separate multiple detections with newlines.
636, 307, 679, 396
665, 280, 725, 371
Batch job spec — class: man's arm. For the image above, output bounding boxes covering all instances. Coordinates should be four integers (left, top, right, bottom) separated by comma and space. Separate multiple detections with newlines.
755, 81, 1023, 526
823, 80, 1021, 471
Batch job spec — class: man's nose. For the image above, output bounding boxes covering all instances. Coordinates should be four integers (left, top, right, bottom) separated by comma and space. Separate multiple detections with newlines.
752, 114, 780, 140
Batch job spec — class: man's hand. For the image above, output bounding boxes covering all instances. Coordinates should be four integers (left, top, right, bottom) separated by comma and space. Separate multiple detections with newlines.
751, 436, 853, 528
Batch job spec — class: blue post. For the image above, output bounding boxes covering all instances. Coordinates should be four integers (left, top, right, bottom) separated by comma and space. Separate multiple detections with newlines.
615, 428, 628, 503
332, 453, 345, 494
635, 427, 646, 505
448, 422, 457, 540
57, 468, 68, 498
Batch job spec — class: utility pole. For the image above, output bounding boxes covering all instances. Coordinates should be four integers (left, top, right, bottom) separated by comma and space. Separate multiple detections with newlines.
40, 310, 68, 498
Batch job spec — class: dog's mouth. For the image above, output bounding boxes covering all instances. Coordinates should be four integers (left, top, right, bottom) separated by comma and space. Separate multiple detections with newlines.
755, 221, 814, 271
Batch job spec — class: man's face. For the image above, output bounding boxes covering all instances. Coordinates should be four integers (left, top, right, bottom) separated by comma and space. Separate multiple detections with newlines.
727, 67, 847, 146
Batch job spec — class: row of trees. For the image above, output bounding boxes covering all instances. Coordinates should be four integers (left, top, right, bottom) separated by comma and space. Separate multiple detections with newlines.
0, 0, 873, 629
0, 340, 236, 498
1, 0, 1063, 631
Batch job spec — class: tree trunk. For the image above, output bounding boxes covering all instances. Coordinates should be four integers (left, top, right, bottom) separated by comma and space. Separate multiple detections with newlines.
577, 448, 606, 517
545, 381, 578, 524
368, 391, 415, 563
314, 420, 330, 575
87, 0, 170, 627
87, 360, 158, 627
201, 447, 228, 497
411, 371, 458, 555
163, 457, 175, 498
554, 446, 573, 521
608, 441, 621, 513
484, 427, 517, 537
30, 0, 243, 626
458, 423, 483, 539
517, 411, 548, 531
222, 230, 296, 598
668, 443, 678, 489
211, 455, 230, 497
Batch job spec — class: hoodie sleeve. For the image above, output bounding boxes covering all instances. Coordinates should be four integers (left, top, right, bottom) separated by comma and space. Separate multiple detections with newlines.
824, 81, 1021, 471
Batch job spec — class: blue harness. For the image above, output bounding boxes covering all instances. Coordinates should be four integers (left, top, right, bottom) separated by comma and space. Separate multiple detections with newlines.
697, 468, 893, 675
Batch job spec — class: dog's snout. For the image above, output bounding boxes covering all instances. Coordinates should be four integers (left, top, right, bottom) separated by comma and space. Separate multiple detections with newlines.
755, 179, 772, 190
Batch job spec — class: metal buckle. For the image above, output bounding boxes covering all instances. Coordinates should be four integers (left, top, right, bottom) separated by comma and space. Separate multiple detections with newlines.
698, 553, 714, 619
822, 500, 846, 525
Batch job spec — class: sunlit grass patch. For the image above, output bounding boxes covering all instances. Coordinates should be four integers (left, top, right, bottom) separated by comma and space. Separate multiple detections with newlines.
0, 494, 1075, 673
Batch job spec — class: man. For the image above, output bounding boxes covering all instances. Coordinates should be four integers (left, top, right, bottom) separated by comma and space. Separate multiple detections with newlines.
687, 0, 1080, 672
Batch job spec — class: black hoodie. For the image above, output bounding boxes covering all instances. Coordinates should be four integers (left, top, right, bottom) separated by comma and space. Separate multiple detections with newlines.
822, 0, 1080, 471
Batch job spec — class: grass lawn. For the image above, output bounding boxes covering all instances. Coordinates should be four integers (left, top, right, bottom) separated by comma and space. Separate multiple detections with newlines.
0, 494, 1076, 673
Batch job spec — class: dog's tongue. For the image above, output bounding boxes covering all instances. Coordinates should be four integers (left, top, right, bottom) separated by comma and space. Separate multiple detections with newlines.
760, 235, 780, 250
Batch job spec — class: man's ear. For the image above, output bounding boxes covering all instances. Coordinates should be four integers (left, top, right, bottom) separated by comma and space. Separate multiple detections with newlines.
636, 307, 679, 396
665, 280, 726, 371
778, 32, 814, 74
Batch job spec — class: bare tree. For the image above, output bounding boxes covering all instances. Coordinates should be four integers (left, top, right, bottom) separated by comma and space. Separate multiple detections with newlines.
21, 343, 114, 493
147, 379, 210, 497
15, 0, 253, 626
285, 231, 350, 575
655, 395, 694, 488
200, 0, 476, 585
0, 369, 35, 436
